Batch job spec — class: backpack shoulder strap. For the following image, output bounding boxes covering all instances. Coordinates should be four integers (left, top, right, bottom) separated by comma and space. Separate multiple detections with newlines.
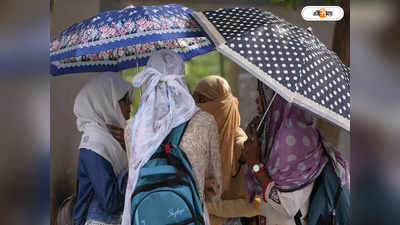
166, 121, 189, 146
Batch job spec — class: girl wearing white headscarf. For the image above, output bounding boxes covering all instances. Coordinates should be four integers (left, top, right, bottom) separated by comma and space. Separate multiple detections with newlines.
122, 49, 222, 225
73, 72, 133, 225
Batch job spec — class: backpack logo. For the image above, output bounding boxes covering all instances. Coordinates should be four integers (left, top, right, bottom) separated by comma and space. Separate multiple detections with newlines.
168, 208, 186, 218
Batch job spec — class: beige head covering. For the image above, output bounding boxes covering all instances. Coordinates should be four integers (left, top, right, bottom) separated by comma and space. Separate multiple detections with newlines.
194, 75, 246, 193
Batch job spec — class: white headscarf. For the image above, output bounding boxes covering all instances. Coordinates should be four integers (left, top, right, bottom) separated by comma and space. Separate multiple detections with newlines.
122, 49, 199, 225
74, 72, 133, 175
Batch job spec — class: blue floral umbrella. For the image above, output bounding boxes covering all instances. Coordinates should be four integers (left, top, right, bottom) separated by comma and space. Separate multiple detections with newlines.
50, 4, 214, 75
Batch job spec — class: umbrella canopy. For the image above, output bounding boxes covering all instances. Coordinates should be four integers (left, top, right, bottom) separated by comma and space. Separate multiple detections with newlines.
193, 7, 350, 131
50, 4, 214, 75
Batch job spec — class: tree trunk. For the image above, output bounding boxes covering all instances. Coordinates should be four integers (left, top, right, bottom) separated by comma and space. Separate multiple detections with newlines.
316, 0, 349, 147
332, 0, 350, 67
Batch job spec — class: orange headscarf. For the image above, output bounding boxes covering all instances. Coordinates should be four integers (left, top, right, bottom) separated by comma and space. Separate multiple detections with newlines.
194, 76, 246, 193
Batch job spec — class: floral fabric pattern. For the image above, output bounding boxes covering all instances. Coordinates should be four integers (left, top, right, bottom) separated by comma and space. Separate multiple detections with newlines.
53, 37, 211, 67
50, 4, 204, 57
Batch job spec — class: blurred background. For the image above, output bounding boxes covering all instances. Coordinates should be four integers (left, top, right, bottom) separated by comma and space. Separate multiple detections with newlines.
0, 0, 49, 225
1, 0, 399, 224
351, 1, 400, 224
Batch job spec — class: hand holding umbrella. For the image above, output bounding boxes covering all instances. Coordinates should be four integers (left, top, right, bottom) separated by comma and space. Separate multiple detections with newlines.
107, 124, 126, 151
242, 116, 262, 166
242, 116, 272, 187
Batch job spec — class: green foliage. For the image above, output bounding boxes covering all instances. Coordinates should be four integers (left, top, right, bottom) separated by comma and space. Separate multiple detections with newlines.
269, 0, 301, 9
185, 51, 221, 92
121, 66, 144, 117
324, 0, 340, 4
121, 50, 223, 118
269, 0, 341, 9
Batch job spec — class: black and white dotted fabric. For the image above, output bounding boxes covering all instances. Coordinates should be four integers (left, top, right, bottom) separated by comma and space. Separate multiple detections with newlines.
203, 8, 350, 120
203, 8, 276, 41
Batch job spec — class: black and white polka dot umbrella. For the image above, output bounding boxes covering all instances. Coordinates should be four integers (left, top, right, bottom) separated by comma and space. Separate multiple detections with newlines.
193, 7, 350, 131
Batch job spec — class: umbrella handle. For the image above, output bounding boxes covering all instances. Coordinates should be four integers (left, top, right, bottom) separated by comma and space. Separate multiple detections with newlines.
256, 92, 277, 135
133, 45, 142, 97
137, 60, 143, 96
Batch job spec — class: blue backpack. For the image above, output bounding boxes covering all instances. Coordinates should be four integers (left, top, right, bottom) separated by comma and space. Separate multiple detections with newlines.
130, 122, 205, 225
